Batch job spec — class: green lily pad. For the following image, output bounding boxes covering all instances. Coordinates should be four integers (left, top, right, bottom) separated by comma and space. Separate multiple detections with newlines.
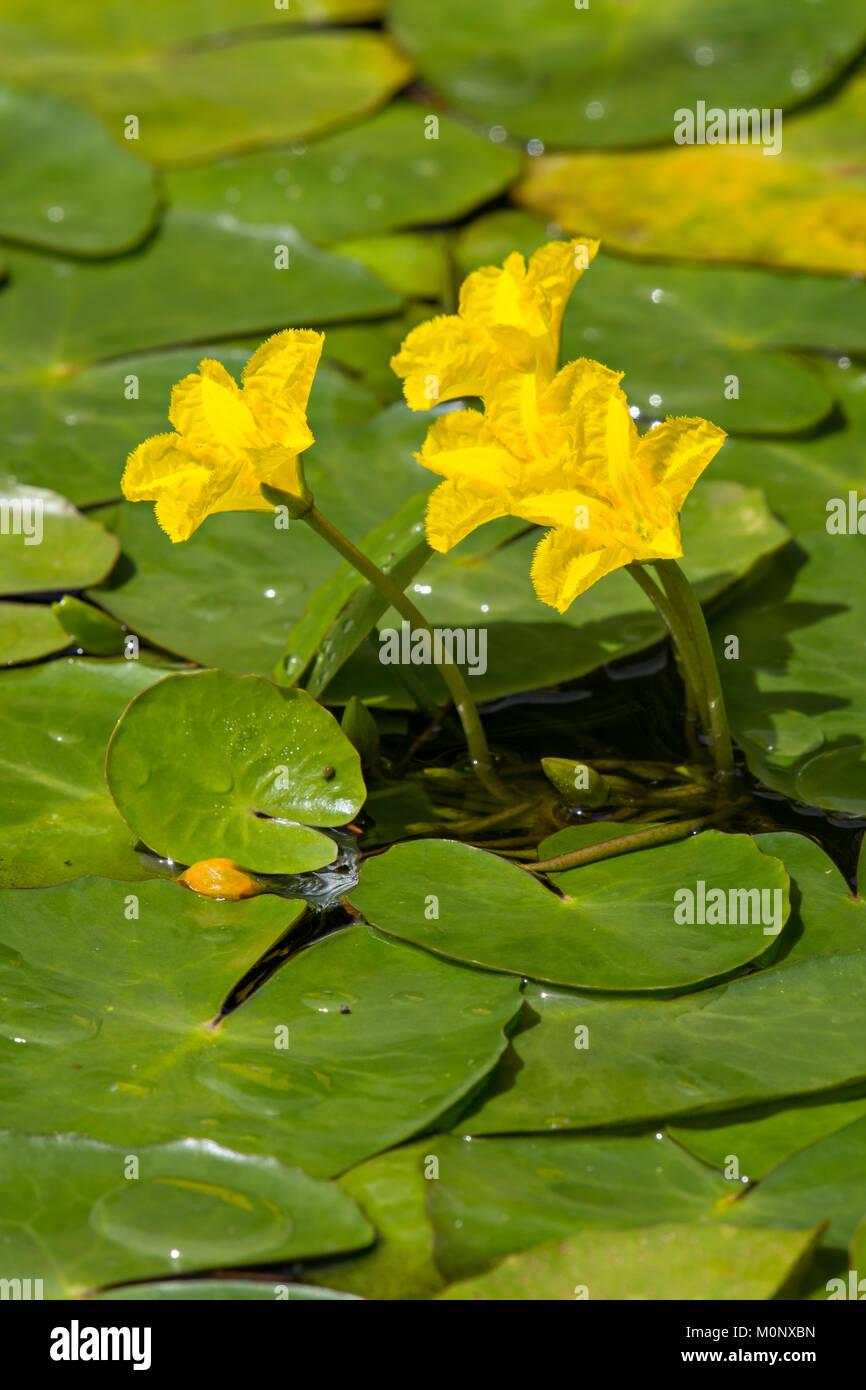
0, 0, 386, 61
322, 308, 431, 401
754, 832, 864, 966
464, 948, 866, 1136
52, 596, 126, 656
0, 1131, 371, 1300
670, 1096, 866, 1183
96, 1280, 362, 1301
436, 1222, 823, 1301
0, 350, 378, 508
427, 1133, 729, 1282
0, 84, 157, 256
0, 482, 119, 596
712, 532, 866, 814
306, 1141, 446, 1300
458, 211, 859, 433
716, 360, 866, 533
727, 1115, 866, 1247
797, 748, 866, 819
105, 670, 365, 873
97, 508, 336, 678
389, 0, 865, 147
0, 9, 411, 166
333, 233, 447, 300
0, 657, 169, 888
0, 220, 400, 372
514, 70, 866, 275
0, 600, 69, 665
0, 881, 522, 1174
166, 101, 521, 244
350, 832, 789, 992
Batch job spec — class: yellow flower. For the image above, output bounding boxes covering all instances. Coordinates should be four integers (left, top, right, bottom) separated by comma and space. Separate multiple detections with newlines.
391, 237, 599, 411
122, 329, 323, 541
400, 351, 726, 613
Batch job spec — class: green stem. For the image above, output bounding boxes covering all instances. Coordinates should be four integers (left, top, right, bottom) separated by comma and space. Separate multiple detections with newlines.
627, 562, 708, 734
653, 559, 735, 781
530, 802, 745, 874
302, 505, 510, 802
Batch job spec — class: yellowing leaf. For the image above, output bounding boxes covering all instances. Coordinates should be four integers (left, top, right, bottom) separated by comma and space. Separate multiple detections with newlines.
515, 73, 866, 274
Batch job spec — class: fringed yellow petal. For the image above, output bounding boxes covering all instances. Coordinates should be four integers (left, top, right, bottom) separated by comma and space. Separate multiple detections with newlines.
169, 360, 259, 454
390, 315, 489, 410
526, 238, 599, 335
121, 433, 198, 501
541, 358, 635, 495
458, 253, 528, 330
418, 409, 522, 486
530, 528, 630, 613
525, 238, 599, 380
517, 488, 616, 539
425, 477, 510, 553
637, 416, 727, 512
242, 328, 323, 451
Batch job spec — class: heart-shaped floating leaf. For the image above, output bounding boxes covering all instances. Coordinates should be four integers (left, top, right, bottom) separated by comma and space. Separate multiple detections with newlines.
0, 879, 522, 1175
436, 1222, 823, 1302
0, 1132, 371, 1299
464, 947, 866, 1137
514, 70, 866, 274
0, 600, 69, 665
0, 657, 168, 888
458, 211, 861, 433
0, 84, 158, 256
167, 101, 521, 245
96, 1280, 361, 1301
0, 482, 119, 596
0, 220, 400, 373
670, 1095, 866, 1184
350, 833, 789, 992
106, 670, 366, 873
392, 0, 866, 144
726, 1115, 866, 1247
1, 349, 377, 508
426, 1133, 729, 1283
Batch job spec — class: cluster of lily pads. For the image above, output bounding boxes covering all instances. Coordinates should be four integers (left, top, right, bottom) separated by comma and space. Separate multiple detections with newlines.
1, 0, 865, 1302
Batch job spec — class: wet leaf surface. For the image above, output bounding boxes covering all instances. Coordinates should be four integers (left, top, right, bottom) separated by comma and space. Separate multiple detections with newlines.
105, 669, 366, 873
0, 883, 523, 1176
0, 1132, 372, 1299
350, 832, 788, 992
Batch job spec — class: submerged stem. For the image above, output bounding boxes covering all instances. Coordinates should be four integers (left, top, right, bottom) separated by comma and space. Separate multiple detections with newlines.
530, 801, 746, 874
